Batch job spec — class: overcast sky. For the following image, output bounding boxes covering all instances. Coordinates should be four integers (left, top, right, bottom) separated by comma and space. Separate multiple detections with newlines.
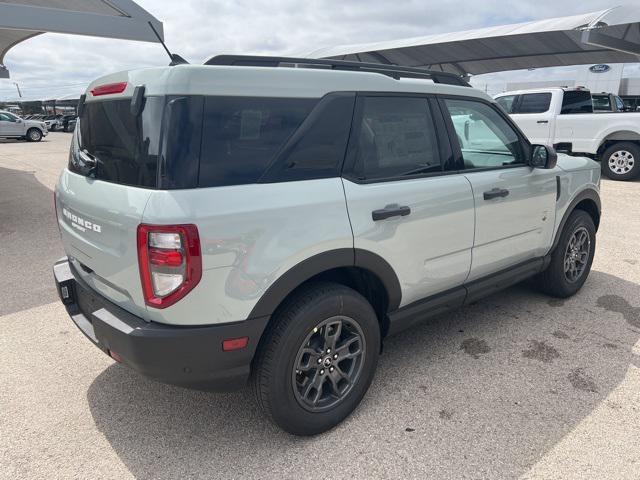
0, 0, 632, 100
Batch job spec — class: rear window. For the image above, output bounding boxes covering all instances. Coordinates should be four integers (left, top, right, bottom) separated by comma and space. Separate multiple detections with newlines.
73, 98, 164, 188
517, 93, 551, 114
561, 90, 593, 114
198, 97, 316, 187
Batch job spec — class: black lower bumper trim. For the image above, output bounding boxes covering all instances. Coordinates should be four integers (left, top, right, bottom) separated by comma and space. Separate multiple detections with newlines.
53, 258, 269, 391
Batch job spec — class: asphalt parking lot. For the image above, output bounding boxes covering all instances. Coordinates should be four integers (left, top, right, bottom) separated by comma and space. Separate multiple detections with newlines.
1, 133, 639, 479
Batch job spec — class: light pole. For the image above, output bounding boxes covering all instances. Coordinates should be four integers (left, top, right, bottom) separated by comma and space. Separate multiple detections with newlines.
13, 82, 22, 98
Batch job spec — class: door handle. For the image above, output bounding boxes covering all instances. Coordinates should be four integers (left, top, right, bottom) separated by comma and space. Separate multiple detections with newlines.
372, 204, 411, 221
537, 120, 549, 124
483, 188, 510, 200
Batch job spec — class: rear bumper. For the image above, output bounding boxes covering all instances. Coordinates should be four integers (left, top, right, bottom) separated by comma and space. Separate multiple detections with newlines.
53, 257, 269, 391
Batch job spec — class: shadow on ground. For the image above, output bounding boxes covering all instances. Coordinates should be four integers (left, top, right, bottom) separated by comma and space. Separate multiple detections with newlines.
87, 270, 640, 479
0, 165, 62, 315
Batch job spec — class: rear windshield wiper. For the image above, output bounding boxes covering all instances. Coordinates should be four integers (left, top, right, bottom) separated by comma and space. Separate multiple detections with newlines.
77, 149, 98, 176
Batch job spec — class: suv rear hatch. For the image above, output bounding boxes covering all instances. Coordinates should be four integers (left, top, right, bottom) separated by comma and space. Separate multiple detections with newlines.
55, 84, 165, 318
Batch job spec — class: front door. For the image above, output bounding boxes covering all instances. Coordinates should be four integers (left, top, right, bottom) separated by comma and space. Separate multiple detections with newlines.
342, 95, 475, 308
442, 97, 558, 281
509, 92, 554, 146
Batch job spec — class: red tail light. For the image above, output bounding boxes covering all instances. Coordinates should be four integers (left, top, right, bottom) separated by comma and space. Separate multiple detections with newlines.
90, 82, 127, 97
137, 224, 202, 309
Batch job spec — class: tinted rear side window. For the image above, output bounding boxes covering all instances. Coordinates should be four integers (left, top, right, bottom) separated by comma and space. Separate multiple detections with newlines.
261, 93, 355, 182
561, 91, 593, 114
517, 93, 551, 113
198, 97, 316, 187
74, 98, 164, 188
351, 96, 441, 180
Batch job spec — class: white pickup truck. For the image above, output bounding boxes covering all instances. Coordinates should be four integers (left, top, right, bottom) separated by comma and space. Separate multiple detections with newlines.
495, 88, 640, 181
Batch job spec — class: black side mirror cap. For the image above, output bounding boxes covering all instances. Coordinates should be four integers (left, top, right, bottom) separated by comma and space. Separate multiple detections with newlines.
530, 144, 558, 169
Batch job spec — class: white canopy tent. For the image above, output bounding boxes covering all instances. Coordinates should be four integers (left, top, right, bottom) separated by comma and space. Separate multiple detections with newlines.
0, 0, 163, 79
307, 6, 640, 77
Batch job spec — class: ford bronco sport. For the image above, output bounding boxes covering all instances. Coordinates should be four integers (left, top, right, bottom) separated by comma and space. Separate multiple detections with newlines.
53, 56, 601, 435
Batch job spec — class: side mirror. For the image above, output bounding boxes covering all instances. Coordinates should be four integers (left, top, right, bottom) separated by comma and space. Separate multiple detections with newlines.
530, 144, 558, 169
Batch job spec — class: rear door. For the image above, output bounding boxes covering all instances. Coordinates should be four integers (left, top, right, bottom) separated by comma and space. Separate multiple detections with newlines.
441, 97, 557, 281
55, 96, 165, 317
342, 94, 475, 308
508, 92, 553, 145
0, 112, 24, 135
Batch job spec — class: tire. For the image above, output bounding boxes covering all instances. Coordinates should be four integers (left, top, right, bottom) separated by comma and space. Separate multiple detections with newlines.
252, 282, 380, 435
26, 128, 42, 142
601, 142, 640, 181
535, 210, 596, 298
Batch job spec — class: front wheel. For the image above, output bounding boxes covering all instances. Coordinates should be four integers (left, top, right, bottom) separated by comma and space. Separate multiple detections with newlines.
601, 142, 640, 180
26, 128, 42, 142
252, 282, 380, 435
535, 210, 596, 298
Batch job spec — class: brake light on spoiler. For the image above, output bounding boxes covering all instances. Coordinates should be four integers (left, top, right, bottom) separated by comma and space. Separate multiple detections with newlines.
90, 82, 127, 97
137, 224, 202, 308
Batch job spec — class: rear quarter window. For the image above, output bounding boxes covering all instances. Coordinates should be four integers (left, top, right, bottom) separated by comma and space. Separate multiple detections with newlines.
198, 97, 316, 187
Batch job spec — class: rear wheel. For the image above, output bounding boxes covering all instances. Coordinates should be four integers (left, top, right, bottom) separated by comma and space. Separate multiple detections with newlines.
252, 282, 380, 435
26, 128, 42, 142
535, 210, 596, 298
601, 142, 640, 180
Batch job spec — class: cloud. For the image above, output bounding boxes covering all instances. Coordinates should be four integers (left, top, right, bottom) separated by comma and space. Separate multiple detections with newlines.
0, 0, 623, 100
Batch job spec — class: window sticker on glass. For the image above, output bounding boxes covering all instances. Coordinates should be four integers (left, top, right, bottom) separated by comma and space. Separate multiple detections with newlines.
240, 110, 263, 140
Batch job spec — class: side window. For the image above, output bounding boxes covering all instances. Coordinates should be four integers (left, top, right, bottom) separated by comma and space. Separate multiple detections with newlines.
444, 98, 525, 169
592, 95, 610, 112
263, 94, 355, 182
496, 95, 517, 113
561, 90, 593, 114
518, 93, 551, 114
198, 97, 316, 187
0, 113, 15, 122
352, 96, 441, 180
615, 96, 625, 111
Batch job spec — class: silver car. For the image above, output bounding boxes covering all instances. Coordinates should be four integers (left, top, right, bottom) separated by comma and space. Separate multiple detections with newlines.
53, 56, 601, 435
0, 110, 47, 141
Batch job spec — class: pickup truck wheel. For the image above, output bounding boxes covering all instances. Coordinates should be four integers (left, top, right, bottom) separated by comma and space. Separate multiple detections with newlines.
535, 210, 596, 298
602, 142, 640, 180
252, 282, 380, 436
26, 128, 42, 142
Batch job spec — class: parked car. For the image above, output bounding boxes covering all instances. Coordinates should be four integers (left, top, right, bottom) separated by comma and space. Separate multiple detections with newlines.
42, 114, 63, 131
495, 87, 640, 180
60, 114, 77, 132
53, 56, 601, 435
592, 92, 626, 112
0, 110, 47, 141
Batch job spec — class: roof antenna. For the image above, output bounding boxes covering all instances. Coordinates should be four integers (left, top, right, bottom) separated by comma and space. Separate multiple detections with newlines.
148, 21, 188, 66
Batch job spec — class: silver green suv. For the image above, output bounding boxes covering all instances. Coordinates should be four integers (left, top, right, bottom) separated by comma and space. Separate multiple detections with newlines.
53, 56, 601, 435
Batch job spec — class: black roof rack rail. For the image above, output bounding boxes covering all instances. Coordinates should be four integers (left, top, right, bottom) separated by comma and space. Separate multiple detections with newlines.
204, 55, 471, 87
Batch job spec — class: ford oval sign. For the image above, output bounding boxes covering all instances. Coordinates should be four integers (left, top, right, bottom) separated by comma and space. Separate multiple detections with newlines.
590, 64, 611, 73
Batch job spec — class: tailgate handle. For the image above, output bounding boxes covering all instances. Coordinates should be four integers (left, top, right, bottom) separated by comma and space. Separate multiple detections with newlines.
483, 188, 510, 200
372, 204, 411, 221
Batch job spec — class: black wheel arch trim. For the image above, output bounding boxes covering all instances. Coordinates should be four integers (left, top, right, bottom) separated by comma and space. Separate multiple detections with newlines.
247, 248, 402, 319
550, 188, 601, 252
